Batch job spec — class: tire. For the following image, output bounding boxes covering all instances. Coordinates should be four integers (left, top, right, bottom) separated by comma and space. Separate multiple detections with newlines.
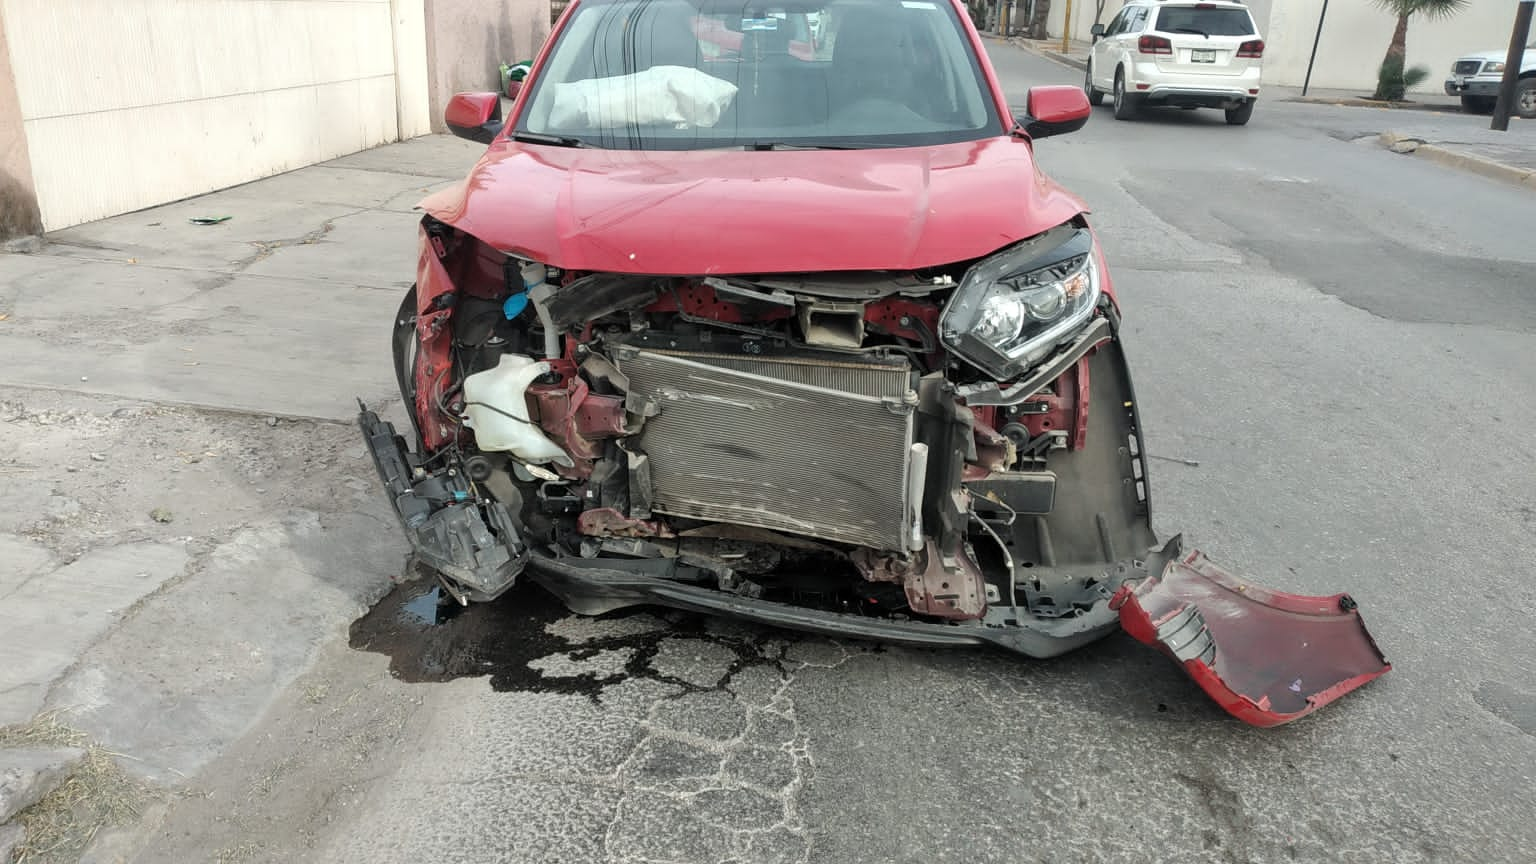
1460, 95, 1495, 114
1517, 78, 1536, 120
1112, 70, 1139, 121
1225, 100, 1254, 126
1085, 64, 1105, 106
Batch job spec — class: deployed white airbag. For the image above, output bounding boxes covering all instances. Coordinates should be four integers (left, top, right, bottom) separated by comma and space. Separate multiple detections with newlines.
547, 66, 738, 129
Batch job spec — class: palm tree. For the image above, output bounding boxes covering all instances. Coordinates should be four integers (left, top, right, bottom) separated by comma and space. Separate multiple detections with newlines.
1372, 0, 1468, 100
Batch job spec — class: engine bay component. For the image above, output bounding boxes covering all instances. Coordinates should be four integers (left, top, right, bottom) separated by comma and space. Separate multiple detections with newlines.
359, 402, 526, 600
462, 354, 574, 467
797, 298, 866, 349
613, 345, 917, 551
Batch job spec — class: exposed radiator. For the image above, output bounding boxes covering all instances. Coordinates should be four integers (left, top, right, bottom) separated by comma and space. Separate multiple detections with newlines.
613, 347, 917, 551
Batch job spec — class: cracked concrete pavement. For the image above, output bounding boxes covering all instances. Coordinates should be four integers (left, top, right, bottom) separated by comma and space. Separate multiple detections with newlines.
0, 135, 483, 420
0, 135, 483, 861
3, 42, 1536, 864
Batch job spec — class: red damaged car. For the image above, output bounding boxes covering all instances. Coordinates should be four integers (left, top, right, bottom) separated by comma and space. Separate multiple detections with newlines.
359, 0, 1389, 725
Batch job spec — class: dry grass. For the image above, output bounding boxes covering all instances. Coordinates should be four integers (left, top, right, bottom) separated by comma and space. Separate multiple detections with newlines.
0, 710, 150, 864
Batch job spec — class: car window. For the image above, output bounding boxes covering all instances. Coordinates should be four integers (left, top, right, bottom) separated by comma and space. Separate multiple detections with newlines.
1128, 7, 1148, 32
694, 10, 816, 59
1152, 5, 1255, 36
1103, 8, 1129, 36
518, 0, 1003, 150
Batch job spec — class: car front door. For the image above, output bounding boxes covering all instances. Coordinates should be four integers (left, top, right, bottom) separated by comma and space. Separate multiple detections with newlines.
1092, 7, 1131, 89
1111, 7, 1149, 83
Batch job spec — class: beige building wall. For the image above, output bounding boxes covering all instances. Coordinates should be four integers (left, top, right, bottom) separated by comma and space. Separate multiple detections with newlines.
0, 9, 40, 239
425, 0, 551, 132
393, 0, 434, 140
1264, 0, 1520, 93
2, 0, 403, 230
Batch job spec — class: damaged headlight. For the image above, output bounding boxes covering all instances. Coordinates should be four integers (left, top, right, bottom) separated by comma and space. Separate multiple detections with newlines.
939, 226, 1101, 381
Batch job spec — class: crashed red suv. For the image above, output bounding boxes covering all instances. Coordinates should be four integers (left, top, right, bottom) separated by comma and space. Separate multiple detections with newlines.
359, 0, 1389, 725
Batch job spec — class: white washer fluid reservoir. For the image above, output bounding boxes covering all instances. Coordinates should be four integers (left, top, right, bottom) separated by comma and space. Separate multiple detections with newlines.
461, 354, 574, 467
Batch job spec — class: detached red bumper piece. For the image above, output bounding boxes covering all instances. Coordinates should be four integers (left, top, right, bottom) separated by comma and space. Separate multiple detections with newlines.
1112, 543, 1391, 727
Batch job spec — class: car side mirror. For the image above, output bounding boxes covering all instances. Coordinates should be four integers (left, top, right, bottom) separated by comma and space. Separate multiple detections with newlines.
1018, 85, 1091, 140
1090, 23, 1105, 42
445, 92, 504, 145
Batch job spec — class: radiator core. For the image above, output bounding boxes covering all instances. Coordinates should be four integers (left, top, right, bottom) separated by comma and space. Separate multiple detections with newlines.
614, 347, 917, 551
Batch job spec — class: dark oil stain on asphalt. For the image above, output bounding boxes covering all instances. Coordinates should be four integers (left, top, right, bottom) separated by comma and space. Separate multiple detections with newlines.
349, 573, 813, 701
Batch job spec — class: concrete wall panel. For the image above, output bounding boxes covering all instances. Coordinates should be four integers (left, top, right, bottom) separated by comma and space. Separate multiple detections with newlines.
0, 9, 40, 238
393, 0, 434, 139
22, 78, 398, 230
424, 0, 551, 131
0, 0, 403, 229
1264, 0, 1521, 93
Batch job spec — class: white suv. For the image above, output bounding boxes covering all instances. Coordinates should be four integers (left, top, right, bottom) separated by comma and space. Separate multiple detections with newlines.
1444, 43, 1536, 117
1085, 0, 1264, 125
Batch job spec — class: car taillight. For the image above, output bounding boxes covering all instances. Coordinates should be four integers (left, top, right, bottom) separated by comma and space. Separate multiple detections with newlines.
1138, 35, 1173, 55
1237, 39, 1265, 58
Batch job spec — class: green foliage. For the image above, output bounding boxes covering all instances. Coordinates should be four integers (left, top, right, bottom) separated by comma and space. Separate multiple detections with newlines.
1371, 0, 1467, 100
1371, 0, 1468, 20
1374, 57, 1431, 101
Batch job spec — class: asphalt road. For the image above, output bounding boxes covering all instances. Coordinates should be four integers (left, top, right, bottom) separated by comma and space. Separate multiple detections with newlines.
142, 43, 1536, 864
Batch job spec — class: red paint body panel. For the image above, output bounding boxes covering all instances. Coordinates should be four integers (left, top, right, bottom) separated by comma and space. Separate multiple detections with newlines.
419, 0, 1089, 277
1113, 549, 1391, 727
1025, 84, 1092, 125
444, 92, 499, 130
413, 225, 458, 450
419, 138, 1088, 276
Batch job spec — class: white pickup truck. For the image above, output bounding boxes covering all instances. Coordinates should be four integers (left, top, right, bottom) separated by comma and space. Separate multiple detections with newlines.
1444, 43, 1536, 117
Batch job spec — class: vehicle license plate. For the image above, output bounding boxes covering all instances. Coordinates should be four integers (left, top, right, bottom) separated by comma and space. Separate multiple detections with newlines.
1192, 49, 1217, 63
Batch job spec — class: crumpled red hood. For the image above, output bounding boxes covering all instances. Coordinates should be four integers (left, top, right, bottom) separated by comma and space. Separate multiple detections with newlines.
419, 137, 1087, 274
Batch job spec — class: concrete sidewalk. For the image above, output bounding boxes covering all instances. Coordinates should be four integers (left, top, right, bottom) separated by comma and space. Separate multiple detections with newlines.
2, 134, 482, 421
1006, 35, 1093, 71
1267, 84, 1463, 113
1377, 119, 1536, 189
0, 134, 481, 862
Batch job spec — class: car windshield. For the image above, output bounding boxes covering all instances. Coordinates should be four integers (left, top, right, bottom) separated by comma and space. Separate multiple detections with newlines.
1153, 5, 1254, 36
516, 0, 1002, 150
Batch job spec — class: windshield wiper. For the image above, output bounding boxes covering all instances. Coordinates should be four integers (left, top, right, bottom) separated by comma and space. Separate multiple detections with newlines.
510, 131, 587, 148
1170, 27, 1210, 37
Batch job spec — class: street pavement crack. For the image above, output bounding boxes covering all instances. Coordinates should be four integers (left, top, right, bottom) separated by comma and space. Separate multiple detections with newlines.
231, 208, 370, 274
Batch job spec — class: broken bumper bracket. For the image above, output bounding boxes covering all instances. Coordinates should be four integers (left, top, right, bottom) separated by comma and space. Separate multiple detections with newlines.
358, 401, 527, 601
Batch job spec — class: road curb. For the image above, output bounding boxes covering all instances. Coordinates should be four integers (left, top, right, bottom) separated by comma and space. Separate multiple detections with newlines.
1006, 37, 1088, 71
1283, 96, 1461, 115
1378, 131, 1536, 190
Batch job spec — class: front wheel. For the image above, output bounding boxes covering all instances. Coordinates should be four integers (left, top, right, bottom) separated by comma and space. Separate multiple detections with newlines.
1085, 65, 1105, 106
1112, 71, 1139, 121
1517, 79, 1536, 120
1225, 100, 1255, 126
